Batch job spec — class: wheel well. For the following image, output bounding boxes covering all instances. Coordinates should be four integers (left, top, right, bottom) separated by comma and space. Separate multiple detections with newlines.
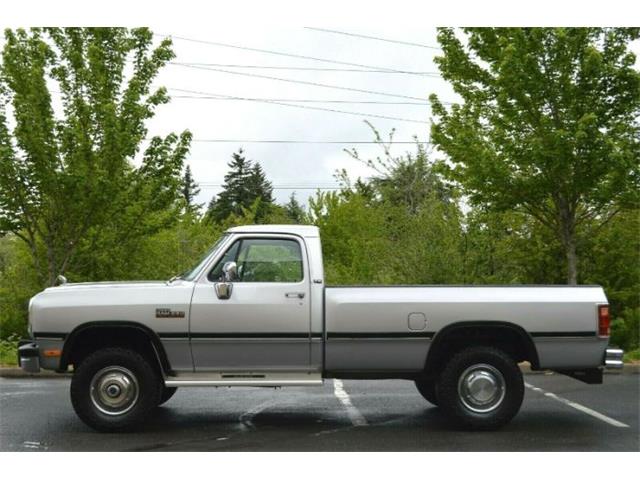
424, 322, 540, 377
60, 322, 171, 375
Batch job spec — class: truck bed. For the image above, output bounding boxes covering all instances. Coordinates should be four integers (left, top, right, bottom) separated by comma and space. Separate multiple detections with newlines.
324, 285, 608, 372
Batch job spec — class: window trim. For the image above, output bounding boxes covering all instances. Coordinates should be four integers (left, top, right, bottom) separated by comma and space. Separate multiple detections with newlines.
199, 234, 308, 286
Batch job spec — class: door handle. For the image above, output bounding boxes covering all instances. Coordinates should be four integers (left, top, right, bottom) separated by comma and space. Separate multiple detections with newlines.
285, 292, 305, 299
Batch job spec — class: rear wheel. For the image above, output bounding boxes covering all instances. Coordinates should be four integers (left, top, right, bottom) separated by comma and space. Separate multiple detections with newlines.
70, 347, 162, 432
414, 379, 439, 406
436, 346, 524, 430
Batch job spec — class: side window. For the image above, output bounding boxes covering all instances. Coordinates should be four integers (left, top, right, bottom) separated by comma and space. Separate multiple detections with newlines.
207, 240, 240, 282
209, 238, 304, 283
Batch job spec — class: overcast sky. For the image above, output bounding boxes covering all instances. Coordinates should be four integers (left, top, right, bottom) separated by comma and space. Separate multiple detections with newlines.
143, 26, 458, 207
3, 26, 637, 208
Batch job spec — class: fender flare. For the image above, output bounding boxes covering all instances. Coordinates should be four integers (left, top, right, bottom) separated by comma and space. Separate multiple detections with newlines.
59, 321, 172, 374
425, 320, 540, 371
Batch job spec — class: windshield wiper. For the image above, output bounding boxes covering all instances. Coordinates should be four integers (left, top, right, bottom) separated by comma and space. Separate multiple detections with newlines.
166, 274, 182, 285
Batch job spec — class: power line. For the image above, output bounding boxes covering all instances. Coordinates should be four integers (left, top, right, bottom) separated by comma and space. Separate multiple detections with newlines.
304, 27, 441, 50
171, 94, 429, 105
177, 139, 428, 144
168, 63, 430, 102
169, 62, 440, 76
199, 184, 341, 190
168, 88, 430, 124
156, 33, 432, 75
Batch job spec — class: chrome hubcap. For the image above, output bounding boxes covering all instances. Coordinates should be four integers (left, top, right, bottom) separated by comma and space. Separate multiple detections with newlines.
90, 366, 139, 416
457, 364, 506, 413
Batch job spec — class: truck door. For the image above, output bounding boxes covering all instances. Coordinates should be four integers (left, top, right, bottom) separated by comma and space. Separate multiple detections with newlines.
189, 235, 312, 372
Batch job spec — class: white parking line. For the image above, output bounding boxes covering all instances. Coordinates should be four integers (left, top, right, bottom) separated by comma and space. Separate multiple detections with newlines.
333, 379, 368, 427
239, 400, 276, 430
22, 441, 46, 450
525, 382, 629, 428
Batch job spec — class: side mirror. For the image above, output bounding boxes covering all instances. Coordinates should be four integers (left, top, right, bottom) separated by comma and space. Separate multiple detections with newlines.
215, 281, 233, 300
215, 261, 237, 300
221, 261, 238, 282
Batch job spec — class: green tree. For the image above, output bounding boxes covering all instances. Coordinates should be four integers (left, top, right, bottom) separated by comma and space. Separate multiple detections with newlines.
430, 28, 640, 284
580, 209, 640, 313
346, 123, 454, 212
206, 149, 274, 223
462, 209, 565, 285
284, 193, 307, 223
0, 27, 191, 286
181, 165, 202, 215
311, 137, 464, 285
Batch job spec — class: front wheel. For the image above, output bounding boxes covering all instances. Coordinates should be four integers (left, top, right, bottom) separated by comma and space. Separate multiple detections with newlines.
436, 346, 524, 430
70, 347, 163, 432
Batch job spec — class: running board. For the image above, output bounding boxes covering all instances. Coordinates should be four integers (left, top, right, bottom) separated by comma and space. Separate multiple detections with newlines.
164, 371, 323, 387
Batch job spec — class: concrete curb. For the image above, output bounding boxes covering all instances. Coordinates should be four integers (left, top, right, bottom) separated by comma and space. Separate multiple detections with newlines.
0, 368, 71, 378
1, 364, 638, 378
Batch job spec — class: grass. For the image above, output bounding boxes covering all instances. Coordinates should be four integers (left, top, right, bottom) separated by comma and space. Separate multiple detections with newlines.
623, 348, 640, 363
0, 334, 19, 366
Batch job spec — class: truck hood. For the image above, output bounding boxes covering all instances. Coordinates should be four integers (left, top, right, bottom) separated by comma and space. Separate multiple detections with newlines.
29, 280, 195, 335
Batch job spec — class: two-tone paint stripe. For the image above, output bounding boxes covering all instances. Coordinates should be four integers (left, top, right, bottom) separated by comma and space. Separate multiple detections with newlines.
158, 332, 312, 339
37, 330, 598, 341
530, 331, 596, 338
157, 332, 437, 340
326, 331, 435, 339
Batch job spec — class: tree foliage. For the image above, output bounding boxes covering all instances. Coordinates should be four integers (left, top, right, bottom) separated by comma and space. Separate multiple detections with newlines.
205, 149, 274, 224
430, 27, 640, 284
0, 27, 191, 286
284, 193, 307, 224
181, 165, 202, 214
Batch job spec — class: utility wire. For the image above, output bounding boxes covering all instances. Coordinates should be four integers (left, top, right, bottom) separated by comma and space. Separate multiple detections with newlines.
171, 94, 429, 105
156, 33, 432, 75
184, 139, 427, 144
199, 184, 341, 190
168, 87, 430, 124
169, 62, 440, 76
304, 27, 441, 50
168, 63, 431, 102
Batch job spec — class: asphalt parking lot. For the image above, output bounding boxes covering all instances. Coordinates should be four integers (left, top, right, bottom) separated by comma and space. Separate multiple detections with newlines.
1, 371, 638, 451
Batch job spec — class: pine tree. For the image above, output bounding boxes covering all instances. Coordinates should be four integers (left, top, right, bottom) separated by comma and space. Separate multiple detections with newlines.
247, 162, 274, 221
181, 165, 202, 214
205, 149, 274, 223
284, 193, 306, 223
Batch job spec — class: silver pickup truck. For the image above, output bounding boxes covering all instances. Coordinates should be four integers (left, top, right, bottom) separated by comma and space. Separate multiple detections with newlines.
19, 224, 623, 431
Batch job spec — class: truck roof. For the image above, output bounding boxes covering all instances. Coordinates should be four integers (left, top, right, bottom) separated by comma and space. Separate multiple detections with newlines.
225, 224, 320, 238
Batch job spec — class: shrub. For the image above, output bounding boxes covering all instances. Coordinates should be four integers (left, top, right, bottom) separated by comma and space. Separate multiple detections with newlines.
610, 307, 640, 351
0, 334, 19, 366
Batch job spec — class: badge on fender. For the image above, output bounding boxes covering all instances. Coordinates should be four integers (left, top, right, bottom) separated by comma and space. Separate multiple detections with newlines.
155, 308, 185, 318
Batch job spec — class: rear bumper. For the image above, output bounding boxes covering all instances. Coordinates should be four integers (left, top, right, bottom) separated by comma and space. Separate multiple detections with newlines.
18, 340, 40, 374
604, 348, 624, 369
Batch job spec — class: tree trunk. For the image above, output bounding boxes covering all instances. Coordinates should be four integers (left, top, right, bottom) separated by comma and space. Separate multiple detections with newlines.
565, 235, 578, 285
558, 199, 578, 285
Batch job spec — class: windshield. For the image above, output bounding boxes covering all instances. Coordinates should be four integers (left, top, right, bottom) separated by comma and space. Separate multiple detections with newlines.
179, 234, 229, 282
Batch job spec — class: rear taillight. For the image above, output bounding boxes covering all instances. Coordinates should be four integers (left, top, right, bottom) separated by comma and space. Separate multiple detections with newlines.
598, 305, 610, 337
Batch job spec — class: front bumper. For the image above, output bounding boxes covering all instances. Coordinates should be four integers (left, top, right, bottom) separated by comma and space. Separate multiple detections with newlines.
604, 348, 624, 369
18, 340, 41, 374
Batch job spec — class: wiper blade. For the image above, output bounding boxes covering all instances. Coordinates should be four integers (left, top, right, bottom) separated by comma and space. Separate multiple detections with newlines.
166, 274, 182, 284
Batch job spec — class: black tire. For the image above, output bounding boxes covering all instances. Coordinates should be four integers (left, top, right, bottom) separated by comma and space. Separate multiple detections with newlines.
158, 387, 178, 406
415, 379, 439, 406
437, 346, 524, 430
70, 347, 163, 432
